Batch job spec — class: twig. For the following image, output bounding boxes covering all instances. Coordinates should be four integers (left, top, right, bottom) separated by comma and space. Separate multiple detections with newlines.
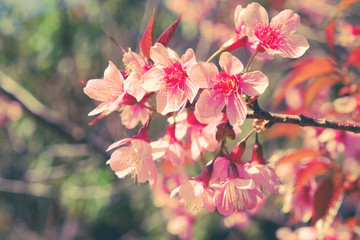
246, 104, 360, 134
0, 70, 111, 156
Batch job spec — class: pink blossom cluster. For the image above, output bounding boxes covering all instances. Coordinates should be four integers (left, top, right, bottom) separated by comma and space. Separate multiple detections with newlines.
83, 1, 313, 236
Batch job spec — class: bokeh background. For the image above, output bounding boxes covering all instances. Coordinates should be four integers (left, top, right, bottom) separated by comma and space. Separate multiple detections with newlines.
0, 0, 359, 239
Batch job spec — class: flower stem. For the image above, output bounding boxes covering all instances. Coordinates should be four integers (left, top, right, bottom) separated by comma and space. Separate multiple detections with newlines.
206, 47, 226, 63
242, 128, 256, 142
244, 51, 258, 73
136, 102, 157, 113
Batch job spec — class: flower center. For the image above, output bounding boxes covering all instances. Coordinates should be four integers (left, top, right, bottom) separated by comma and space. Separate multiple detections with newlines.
213, 72, 242, 96
254, 25, 285, 50
163, 62, 188, 89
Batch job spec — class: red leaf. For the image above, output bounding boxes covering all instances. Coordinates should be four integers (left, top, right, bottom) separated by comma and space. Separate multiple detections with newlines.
140, 9, 155, 60
294, 161, 330, 195
276, 149, 323, 166
335, 0, 360, 14
263, 124, 301, 140
156, 15, 182, 47
272, 57, 335, 108
347, 47, 360, 68
325, 19, 336, 52
312, 176, 344, 224
304, 75, 341, 107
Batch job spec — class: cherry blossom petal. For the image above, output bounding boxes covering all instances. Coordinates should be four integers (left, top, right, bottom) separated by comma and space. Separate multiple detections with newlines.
278, 34, 309, 58
120, 104, 149, 129
219, 52, 244, 76
124, 72, 147, 102
188, 62, 219, 89
123, 49, 147, 73
88, 102, 109, 116
168, 142, 186, 166
232, 178, 255, 189
244, 2, 269, 34
106, 147, 134, 177
84, 62, 124, 102
270, 10, 300, 35
181, 48, 197, 69
204, 190, 216, 212
141, 67, 166, 92
104, 61, 125, 85
167, 47, 180, 62
157, 87, 186, 115
183, 78, 199, 103
234, 5, 245, 33
241, 71, 269, 96
217, 193, 235, 216
84, 79, 117, 102
107, 138, 131, 151
179, 180, 204, 201
195, 90, 226, 119
150, 43, 173, 67
151, 139, 169, 160
227, 93, 247, 126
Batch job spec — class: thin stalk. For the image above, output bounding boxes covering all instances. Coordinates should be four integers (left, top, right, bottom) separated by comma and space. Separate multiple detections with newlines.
206, 47, 226, 63
244, 51, 258, 73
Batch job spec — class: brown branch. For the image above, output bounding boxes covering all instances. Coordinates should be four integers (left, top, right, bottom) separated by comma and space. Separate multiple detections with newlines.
0, 70, 111, 157
247, 100, 360, 134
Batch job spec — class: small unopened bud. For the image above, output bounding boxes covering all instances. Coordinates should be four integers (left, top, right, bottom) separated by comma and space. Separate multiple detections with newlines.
230, 140, 246, 164
251, 134, 265, 165
216, 122, 236, 142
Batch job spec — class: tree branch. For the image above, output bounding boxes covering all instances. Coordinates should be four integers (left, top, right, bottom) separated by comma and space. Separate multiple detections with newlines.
247, 100, 360, 133
0, 70, 111, 157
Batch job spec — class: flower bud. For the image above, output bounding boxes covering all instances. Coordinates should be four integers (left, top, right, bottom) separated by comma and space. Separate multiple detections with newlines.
251, 134, 265, 165
216, 122, 236, 142
230, 140, 246, 164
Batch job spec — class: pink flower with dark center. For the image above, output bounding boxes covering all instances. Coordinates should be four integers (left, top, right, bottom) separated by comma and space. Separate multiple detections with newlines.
210, 157, 263, 215
191, 52, 268, 126
106, 131, 157, 189
171, 163, 216, 214
244, 136, 281, 196
140, 43, 198, 115
244, 163, 281, 197
84, 61, 136, 122
244, 2, 309, 58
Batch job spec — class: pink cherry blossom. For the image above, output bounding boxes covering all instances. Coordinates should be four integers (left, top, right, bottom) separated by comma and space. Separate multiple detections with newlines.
210, 157, 263, 215
191, 52, 268, 126
84, 61, 136, 118
171, 163, 216, 214
172, 178, 216, 215
106, 137, 157, 189
140, 43, 198, 115
119, 95, 151, 129
220, 5, 249, 52
151, 124, 191, 166
244, 162, 281, 197
119, 103, 149, 129
122, 48, 152, 102
244, 2, 309, 58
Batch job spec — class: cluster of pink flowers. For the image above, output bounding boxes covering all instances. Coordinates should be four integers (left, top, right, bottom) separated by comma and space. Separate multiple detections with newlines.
83, 0, 311, 233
